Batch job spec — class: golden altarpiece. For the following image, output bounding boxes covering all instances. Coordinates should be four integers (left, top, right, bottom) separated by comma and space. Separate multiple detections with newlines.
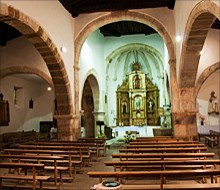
116, 62, 160, 126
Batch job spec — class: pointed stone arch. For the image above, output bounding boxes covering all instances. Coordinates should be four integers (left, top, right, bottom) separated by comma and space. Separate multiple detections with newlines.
179, 0, 220, 88
0, 3, 73, 140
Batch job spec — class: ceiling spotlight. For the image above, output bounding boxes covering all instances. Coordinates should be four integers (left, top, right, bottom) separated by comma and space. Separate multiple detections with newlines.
60, 46, 67, 53
175, 35, 182, 42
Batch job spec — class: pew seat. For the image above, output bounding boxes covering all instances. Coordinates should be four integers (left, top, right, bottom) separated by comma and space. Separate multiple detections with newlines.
122, 183, 220, 190
0, 162, 51, 190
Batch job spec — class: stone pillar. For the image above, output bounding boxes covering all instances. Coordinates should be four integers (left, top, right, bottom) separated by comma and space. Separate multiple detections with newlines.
54, 114, 81, 141
169, 59, 198, 140
93, 111, 105, 137
72, 64, 81, 140
172, 88, 198, 140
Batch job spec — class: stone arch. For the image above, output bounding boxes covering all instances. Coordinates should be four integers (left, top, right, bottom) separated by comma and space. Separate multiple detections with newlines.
179, 0, 220, 88
81, 74, 100, 138
81, 71, 100, 113
0, 66, 53, 87
195, 61, 220, 98
75, 11, 175, 67
74, 11, 176, 125
0, 3, 73, 139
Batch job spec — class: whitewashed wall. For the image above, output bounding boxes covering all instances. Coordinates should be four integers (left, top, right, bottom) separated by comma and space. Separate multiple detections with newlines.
0, 76, 54, 133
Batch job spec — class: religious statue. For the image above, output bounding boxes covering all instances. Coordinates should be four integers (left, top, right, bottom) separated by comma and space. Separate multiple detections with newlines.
135, 96, 141, 110
208, 91, 219, 114
122, 102, 127, 114
133, 75, 140, 89
0, 93, 10, 126
148, 99, 154, 112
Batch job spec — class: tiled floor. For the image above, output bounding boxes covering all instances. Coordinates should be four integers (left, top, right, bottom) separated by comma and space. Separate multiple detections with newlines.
60, 140, 220, 190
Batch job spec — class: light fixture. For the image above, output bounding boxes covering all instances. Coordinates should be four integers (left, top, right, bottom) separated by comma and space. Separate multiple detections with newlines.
200, 50, 204, 55
60, 46, 67, 53
175, 35, 182, 42
47, 86, 52, 91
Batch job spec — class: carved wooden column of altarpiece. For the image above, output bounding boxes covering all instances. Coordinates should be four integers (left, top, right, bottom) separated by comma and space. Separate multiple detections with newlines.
116, 62, 160, 126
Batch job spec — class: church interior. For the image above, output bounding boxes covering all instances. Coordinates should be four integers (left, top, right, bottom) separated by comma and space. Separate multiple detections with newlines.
0, 0, 220, 190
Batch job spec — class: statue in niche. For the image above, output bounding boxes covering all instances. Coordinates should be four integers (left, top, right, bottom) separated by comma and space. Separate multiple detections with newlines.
0, 93, 10, 126
133, 75, 141, 89
122, 102, 127, 114
148, 99, 154, 112
208, 91, 219, 114
135, 96, 141, 110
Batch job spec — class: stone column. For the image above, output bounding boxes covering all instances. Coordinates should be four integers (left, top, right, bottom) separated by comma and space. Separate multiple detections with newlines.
172, 88, 197, 140
169, 60, 198, 140
72, 65, 81, 140
93, 111, 105, 137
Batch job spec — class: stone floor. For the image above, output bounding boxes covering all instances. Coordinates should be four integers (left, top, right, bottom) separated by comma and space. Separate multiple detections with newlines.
60, 139, 220, 190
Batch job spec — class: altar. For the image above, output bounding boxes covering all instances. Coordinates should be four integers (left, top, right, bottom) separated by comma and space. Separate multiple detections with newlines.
113, 125, 161, 138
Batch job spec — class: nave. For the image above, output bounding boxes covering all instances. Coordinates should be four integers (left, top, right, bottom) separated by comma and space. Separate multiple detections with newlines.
0, 136, 220, 190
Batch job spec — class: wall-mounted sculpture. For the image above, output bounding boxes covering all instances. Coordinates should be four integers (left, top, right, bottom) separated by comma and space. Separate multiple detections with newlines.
0, 93, 10, 126
208, 91, 219, 115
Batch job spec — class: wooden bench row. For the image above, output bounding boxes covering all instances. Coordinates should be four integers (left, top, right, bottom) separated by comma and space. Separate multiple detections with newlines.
133, 137, 184, 142
125, 143, 205, 149
0, 130, 50, 150
129, 140, 200, 145
119, 147, 207, 154
104, 159, 220, 171
0, 162, 51, 190
31, 139, 107, 160
205, 130, 220, 147
87, 169, 220, 190
112, 152, 215, 161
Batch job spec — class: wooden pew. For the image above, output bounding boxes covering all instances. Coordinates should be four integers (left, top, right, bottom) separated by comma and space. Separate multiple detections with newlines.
104, 159, 220, 171
18, 144, 89, 171
0, 154, 67, 186
0, 162, 51, 190
31, 141, 103, 161
122, 183, 220, 190
112, 152, 215, 161
130, 141, 200, 145
133, 137, 184, 142
87, 169, 220, 189
19, 144, 88, 162
78, 137, 107, 156
126, 143, 205, 149
119, 147, 207, 154
205, 130, 220, 147
2, 148, 81, 182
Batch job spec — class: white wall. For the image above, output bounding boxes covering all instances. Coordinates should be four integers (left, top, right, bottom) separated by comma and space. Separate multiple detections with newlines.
1, 1, 75, 99
0, 36, 49, 75
174, 0, 200, 78
0, 76, 54, 134
79, 30, 105, 112
197, 71, 220, 126
197, 29, 220, 80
